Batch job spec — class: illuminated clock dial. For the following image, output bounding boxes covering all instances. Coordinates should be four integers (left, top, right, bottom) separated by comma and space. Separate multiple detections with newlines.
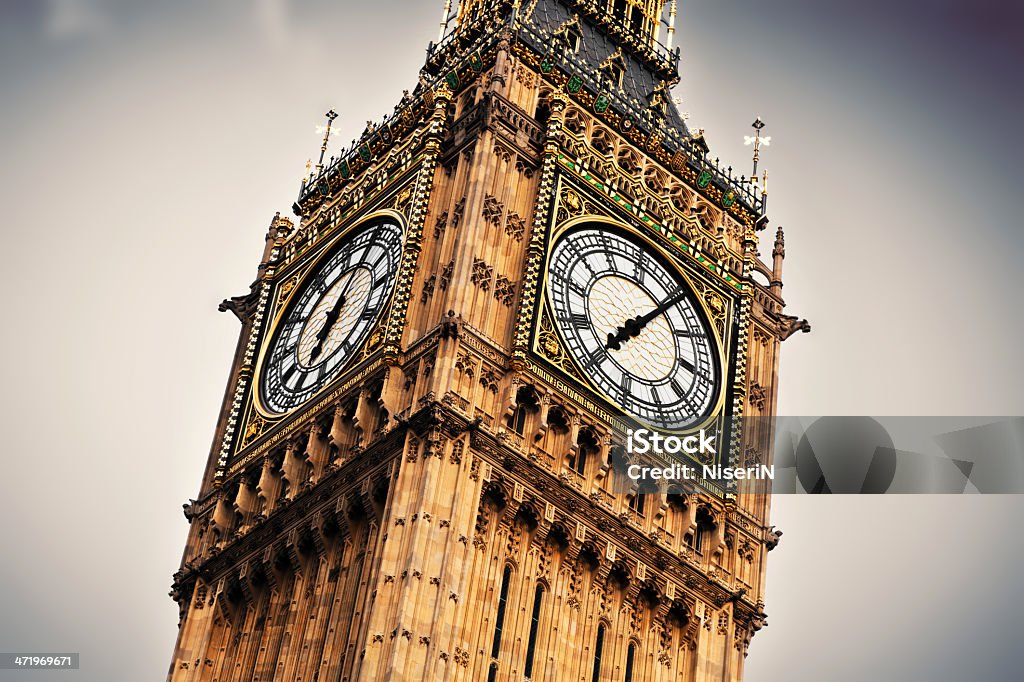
547, 227, 720, 430
259, 219, 403, 414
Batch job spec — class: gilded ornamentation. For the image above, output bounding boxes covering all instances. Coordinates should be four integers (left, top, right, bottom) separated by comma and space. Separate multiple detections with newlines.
392, 186, 413, 216
535, 307, 583, 381
241, 414, 266, 447
555, 184, 599, 226
367, 326, 384, 351
564, 188, 582, 213
704, 291, 726, 321
277, 275, 299, 306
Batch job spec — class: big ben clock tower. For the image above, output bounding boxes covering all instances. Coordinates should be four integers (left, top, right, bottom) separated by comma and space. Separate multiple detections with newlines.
168, 1, 804, 680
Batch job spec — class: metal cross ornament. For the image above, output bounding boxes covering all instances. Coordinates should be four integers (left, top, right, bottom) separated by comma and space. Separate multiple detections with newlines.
315, 125, 341, 137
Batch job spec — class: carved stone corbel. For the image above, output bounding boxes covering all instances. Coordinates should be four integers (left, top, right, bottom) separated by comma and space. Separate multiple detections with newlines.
282, 439, 310, 502
256, 453, 282, 519
211, 492, 235, 545
238, 562, 258, 605
213, 577, 233, 625
261, 546, 281, 592
328, 401, 352, 466
285, 528, 305, 577
309, 513, 328, 557
305, 422, 328, 483
233, 475, 258, 533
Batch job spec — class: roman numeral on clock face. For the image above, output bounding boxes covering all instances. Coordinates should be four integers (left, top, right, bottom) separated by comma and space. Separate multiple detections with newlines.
584, 347, 608, 370
572, 313, 590, 329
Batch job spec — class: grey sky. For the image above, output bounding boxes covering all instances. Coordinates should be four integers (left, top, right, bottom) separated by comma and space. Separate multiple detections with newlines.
0, 1, 1021, 680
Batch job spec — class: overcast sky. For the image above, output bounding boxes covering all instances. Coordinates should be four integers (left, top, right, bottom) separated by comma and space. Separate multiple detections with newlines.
0, 1, 1021, 680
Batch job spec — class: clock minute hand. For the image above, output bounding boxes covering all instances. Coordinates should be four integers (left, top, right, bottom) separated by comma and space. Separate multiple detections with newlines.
605, 287, 689, 350
309, 292, 347, 363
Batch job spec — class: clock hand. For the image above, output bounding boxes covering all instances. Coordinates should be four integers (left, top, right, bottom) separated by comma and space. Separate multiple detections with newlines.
605, 287, 689, 350
309, 267, 364, 363
309, 291, 347, 363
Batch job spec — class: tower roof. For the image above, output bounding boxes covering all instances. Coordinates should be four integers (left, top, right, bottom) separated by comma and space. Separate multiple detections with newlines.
518, 0, 691, 140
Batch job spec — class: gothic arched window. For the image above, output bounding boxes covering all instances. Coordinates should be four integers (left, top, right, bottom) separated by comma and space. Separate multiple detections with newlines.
591, 623, 606, 682
575, 426, 600, 475
487, 565, 513, 682
507, 385, 540, 435
524, 584, 544, 677
624, 642, 637, 682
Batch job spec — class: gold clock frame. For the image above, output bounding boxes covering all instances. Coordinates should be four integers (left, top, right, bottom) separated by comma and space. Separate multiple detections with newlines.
251, 208, 408, 419
534, 213, 734, 438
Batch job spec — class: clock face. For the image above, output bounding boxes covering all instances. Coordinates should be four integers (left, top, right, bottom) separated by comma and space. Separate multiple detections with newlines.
259, 219, 404, 414
547, 227, 720, 430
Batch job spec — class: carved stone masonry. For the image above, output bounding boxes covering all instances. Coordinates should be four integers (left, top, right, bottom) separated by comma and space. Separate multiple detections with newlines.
470, 257, 493, 291
505, 211, 526, 241
433, 210, 448, 239
494, 275, 516, 306
482, 194, 504, 226
439, 259, 454, 290
421, 275, 436, 303
451, 197, 466, 229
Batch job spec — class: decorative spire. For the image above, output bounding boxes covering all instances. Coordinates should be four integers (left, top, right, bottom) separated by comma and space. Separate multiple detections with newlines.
438, 0, 453, 42
744, 116, 770, 178
666, 0, 678, 50
771, 225, 785, 295
315, 109, 338, 174
772, 225, 785, 259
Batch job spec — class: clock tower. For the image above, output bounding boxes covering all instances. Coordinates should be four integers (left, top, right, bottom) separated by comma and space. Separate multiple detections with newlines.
168, 1, 804, 680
